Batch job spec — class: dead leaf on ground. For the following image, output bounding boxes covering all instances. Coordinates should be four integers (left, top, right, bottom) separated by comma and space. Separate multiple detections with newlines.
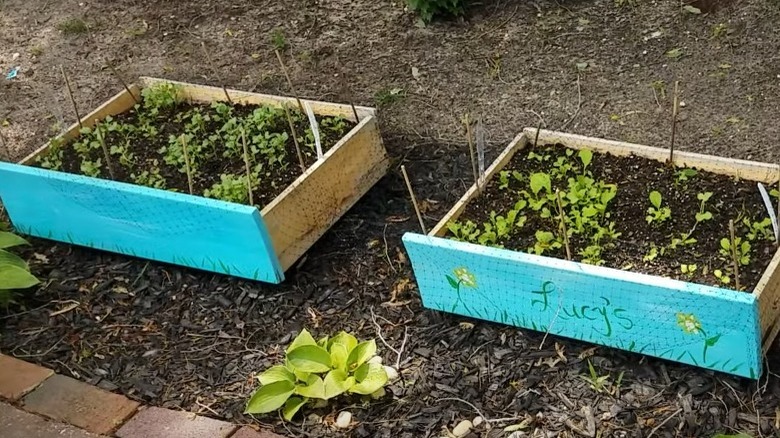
578, 346, 598, 359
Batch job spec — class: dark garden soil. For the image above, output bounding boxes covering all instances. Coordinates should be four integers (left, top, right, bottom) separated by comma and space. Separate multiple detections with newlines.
49, 101, 354, 209
3, 138, 780, 438
452, 145, 778, 292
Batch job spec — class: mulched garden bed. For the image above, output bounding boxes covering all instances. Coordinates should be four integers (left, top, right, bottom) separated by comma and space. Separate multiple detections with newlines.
34, 84, 354, 208
3, 138, 780, 438
448, 145, 778, 291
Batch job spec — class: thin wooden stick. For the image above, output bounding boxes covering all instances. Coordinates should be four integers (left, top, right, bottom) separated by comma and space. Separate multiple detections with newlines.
94, 121, 116, 180
240, 129, 254, 206
729, 219, 741, 291
401, 165, 427, 235
463, 114, 478, 189
222, 86, 233, 105
107, 63, 139, 104
350, 102, 360, 123
282, 104, 306, 172
533, 120, 542, 148
60, 66, 83, 130
556, 190, 572, 260
274, 49, 304, 113
669, 80, 680, 166
180, 134, 194, 195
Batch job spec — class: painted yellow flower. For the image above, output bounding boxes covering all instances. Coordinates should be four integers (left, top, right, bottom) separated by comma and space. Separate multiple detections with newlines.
676, 312, 702, 335
453, 267, 477, 288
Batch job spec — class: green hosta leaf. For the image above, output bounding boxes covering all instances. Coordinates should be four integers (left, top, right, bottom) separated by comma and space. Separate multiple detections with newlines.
350, 362, 388, 395
323, 369, 353, 399
294, 375, 325, 399
649, 191, 662, 209
0, 232, 28, 249
282, 397, 306, 421
347, 340, 377, 370
0, 265, 39, 290
258, 365, 295, 385
317, 336, 329, 348
286, 329, 317, 353
287, 345, 332, 373
529, 172, 551, 195
696, 212, 713, 222
245, 380, 295, 414
0, 249, 28, 270
328, 332, 358, 371
578, 149, 593, 169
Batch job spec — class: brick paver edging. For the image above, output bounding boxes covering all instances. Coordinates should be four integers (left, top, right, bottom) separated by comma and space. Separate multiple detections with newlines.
0, 353, 284, 438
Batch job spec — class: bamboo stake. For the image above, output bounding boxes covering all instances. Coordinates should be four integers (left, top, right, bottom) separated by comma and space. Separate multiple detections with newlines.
180, 134, 194, 195
95, 121, 116, 180
274, 49, 304, 113
107, 63, 139, 104
282, 104, 306, 172
556, 190, 572, 260
401, 165, 427, 235
222, 85, 233, 105
463, 113, 478, 189
668, 80, 680, 166
729, 219, 741, 291
240, 129, 254, 206
533, 120, 542, 148
350, 102, 360, 123
60, 66, 83, 130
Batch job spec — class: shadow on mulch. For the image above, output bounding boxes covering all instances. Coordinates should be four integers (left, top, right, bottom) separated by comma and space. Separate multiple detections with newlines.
2, 136, 780, 438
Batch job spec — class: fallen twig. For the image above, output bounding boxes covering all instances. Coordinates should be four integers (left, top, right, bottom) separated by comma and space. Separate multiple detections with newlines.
647, 408, 682, 438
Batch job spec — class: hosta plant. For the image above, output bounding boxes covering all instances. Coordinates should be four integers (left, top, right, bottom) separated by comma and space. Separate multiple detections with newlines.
245, 329, 392, 420
0, 231, 40, 304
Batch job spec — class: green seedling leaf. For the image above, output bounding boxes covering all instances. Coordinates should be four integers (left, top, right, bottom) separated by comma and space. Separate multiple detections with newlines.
0, 232, 28, 249
697, 192, 713, 202
696, 212, 713, 222
529, 172, 552, 195
347, 340, 377, 369
245, 380, 295, 414
294, 375, 325, 399
649, 191, 662, 209
350, 362, 388, 395
282, 397, 306, 421
258, 366, 295, 385
287, 328, 318, 353
666, 48, 683, 60
287, 345, 332, 373
720, 238, 731, 251
578, 149, 593, 169
0, 265, 40, 290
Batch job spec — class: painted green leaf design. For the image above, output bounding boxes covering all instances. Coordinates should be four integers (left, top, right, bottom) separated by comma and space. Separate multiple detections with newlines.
282, 397, 306, 421
287, 345, 332, 373
258, 365, 295, 385
245, 380, 295, 414
706, 334, 722, 347
446, 275, 459, 289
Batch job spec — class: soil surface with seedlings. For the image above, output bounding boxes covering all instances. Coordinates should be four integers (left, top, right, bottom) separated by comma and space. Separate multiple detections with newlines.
35, 84, 354, 208
3, 138, 780, 438
448, 145, 778, 291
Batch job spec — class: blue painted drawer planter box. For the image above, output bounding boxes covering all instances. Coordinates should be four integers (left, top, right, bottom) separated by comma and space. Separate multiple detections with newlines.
403, 129, 780, 379
0, 77, 389, 284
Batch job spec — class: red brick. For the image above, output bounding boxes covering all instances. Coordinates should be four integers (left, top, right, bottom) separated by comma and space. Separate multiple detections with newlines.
22, 374, 139, 434
116, 407, 236, 438
0, 354, 54, 401
0, 401, 104, 438
230, 426, 286, 438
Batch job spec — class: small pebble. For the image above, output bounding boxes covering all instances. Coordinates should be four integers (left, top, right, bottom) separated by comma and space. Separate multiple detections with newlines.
335, 411, 352, 429
452, 420, 473, 437
472, 416, 483, 427
368, 356, 383, 365
383, 365, 399, 381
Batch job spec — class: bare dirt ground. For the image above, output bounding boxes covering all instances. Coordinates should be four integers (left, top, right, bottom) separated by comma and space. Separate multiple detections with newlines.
3, 0, 780, 437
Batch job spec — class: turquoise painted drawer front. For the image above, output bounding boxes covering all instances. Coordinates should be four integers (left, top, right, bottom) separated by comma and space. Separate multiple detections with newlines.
403, 232, 762, 379
0, 162, 283, 283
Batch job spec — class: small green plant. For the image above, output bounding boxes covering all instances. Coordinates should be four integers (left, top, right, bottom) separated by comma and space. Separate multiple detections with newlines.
270, 28, 287, 51
695, 192, 713, 223
80, 158, 102, 177
646, 190, 671, 224
581, 360, 610, 393
245, 329, 390, 420
374, 87, 405, 106
57, 17, 89, 35
204, 173, 256, 205
675, 168, 697, 185
720, 237, 750, 266
131, 161, 166, 189
0, 231, 40, 305
643, 245, 659, 262
666, 232, 697, 253
714, 269, 731, 285
37, 138, 65, 170
141, 82, 182, 116
743, 217, 774, 242
406, 0, 467, 23
530, 230, 562, 256
680, 264, 697, 278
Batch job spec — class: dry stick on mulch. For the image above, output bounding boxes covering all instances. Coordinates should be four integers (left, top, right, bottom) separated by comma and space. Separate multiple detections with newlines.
222, 86, 233, 105
668, 81, 680, 165
463, 113, 479, 189
274, 50, 304, 113
179, 134, 194, 195
556, 189, 572, 260
94, 121, 116, 180
730, 219, 741, 290
559, 74, 582, 130
240, 129, 254, 206
282, 104, 306, 172
368, 307, 408, 370
400, 165, 427, 234
60, 66, 83, 130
